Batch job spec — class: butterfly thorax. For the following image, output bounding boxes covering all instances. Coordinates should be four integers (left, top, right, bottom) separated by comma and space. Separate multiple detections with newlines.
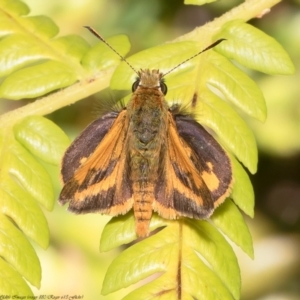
127, 70, 168, 178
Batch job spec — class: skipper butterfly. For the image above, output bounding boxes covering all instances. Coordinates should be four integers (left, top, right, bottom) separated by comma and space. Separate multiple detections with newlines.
59, 28, 232, 237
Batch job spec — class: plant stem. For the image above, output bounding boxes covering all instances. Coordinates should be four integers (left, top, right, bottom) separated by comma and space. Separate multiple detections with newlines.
0, 67, 115, 127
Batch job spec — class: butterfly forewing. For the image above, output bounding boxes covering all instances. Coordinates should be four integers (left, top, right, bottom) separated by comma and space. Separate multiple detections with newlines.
61, 111, 119, 183
59, 110, 134, 215
153, 112, 214, 220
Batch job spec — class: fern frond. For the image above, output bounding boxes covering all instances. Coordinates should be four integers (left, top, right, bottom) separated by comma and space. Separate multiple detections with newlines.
0, 0, 295, 298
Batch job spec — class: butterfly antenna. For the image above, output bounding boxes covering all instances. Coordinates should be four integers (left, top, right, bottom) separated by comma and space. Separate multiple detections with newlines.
84, 26, 139, 75
162, 38, 226, 78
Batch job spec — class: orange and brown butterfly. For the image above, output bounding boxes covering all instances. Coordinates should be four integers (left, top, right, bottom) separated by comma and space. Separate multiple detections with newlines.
59, 27, 233, 238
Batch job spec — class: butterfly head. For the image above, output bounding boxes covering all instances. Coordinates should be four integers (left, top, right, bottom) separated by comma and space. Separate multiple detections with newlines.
132, 69, 167, 95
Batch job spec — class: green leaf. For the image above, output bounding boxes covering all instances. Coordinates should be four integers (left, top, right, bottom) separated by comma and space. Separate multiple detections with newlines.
0, 34, 53, 77
0, 61, 79, 99
0, 215, 41, 288
0, 257, 33, 296
214, 20, 295, 75
14, 115, 70, 165
4, 141, 55, 211
202, 51, 267, 122
0, 179, 50, 249
0, 0, 29, 16
82, 35, 131, 72
100, 213, 167, 252
230, 156, 255, 218
51, 35, 90, 61
25, 16, 59, 38
212, 199, 254, 258
102, 220, 240, 299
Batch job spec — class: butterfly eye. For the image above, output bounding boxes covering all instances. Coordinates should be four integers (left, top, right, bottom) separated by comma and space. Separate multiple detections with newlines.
132, 79, 140, 92
160, 81, 167, 95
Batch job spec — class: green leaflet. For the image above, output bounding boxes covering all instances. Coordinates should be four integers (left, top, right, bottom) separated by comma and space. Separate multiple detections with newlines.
0, 215, 41, 288
0, 0, 29, 16
0, 61, 79, 99
214, 20, 295, 75
0, 34, 55, 77
212, 200, 254, 258
14, 115, 70, 165
230, 156, 255, 218
201, 51, 267, 122
0, 257, 33, 296
82, 35, 131, 72
24, 16, 59, 38
0, 179, 49, 249
50, 35, 90, 61
2, 141, 54, 211
100, 213, 167, 252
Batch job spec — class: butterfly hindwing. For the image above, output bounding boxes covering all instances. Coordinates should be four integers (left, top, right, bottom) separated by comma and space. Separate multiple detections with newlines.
59, 109, 134, 216
174, 113, 233, 207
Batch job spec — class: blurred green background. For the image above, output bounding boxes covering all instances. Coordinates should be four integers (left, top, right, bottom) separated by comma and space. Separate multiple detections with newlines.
13, 0, 300, 299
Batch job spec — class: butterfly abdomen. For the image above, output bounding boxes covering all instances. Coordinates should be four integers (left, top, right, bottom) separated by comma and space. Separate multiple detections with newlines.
132, 181, 155, 237
130, 150, 160, 237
